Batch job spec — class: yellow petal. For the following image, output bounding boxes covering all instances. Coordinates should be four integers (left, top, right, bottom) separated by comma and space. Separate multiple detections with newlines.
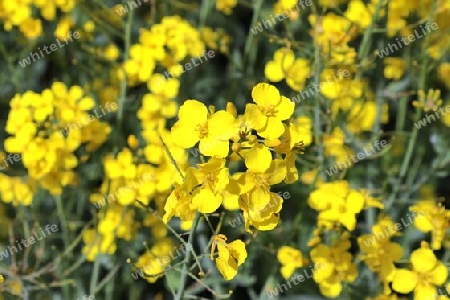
171, 120, 199, 148
228, 240, 247, 266
267, 159, 287, 184
245, 143, 272, 173
277, 246, 302, 265
411, 248, 437, 273
178, 100, 208, 123
280, 265, 296, 279
264, 61, 285, 82
192, 188, 222, 213
199, 138, 229, 158
216, 256, 238, 281
273, 48, 295, 69
258, 117, 285, 140
385, 242, 404, 260
346, 191, 365, 213
208, 111, 236, 139
414, 284, 438, 300
275, 96, 294, 120
392, 269, 418, 294
251, 83, 281, 107
340, 213, 357, 231
430, 262, 448, 286
244, 103, 267, 130
78, 97, 95, 110
248, 187, 271, 209
319, 281, 343, 298
252, 214, 280, 231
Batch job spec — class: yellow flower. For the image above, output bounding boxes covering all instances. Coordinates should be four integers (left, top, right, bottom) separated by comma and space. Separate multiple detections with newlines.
211, 235, 247, 281
244, 83, 294, 140
134, 238, 176, 283
0, 174, 35, 206
190, 158, 230, 213
344, 0, 373, 29
82, 229, 116, 262
310, 234, 357, 298
274, 0, 300, 20
384, 57, 406, 79
413, 89, 443, 112
54, 16, 74, 40
358, 216, 404, 294
308, 14, 355, 65
104, 44, 119, 61
243, 144, 286, 209
104, 148, 136, 180
308, 181, 365, 231
264, 48, 310, 91
19, 19, 42, 39
171, 100, 236, 158
216, 0, 237, 15
163, 179, 196, 224
238, 191, 283, 233
392, 242, 448, 299
410, 201, 450, 250
277, 246, 304, 279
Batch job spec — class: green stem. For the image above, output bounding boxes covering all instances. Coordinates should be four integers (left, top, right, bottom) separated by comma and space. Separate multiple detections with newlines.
55, 195, 70, 252
313, 35, 324, 181
199, 0, 211, 28
89, 256, 101, 296
243, 0, 264, 79
175, 213, 201, 300
385, 1, 439, 209
116, 6, 134, 151
356, 0, 385, 69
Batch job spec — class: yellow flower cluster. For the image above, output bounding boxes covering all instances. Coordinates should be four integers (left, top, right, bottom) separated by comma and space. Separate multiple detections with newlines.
392, 242, 448, 299
134, 238, 176, 283
308, 181, 368, 231
216, 0, 237, 15
0, 174, 35, 206
123, 16, 205, 85
0, 0, 75, 38
4, 82, 111, 196
164, 83, 308, 279
82, 15, 215, 273
265, 48, 310, 92
311, 233, 358, 298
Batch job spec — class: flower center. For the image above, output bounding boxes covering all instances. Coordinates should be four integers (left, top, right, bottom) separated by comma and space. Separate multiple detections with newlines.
196, 123, 208, 139
254, 174, 269, 188
261, 105, 276, 117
